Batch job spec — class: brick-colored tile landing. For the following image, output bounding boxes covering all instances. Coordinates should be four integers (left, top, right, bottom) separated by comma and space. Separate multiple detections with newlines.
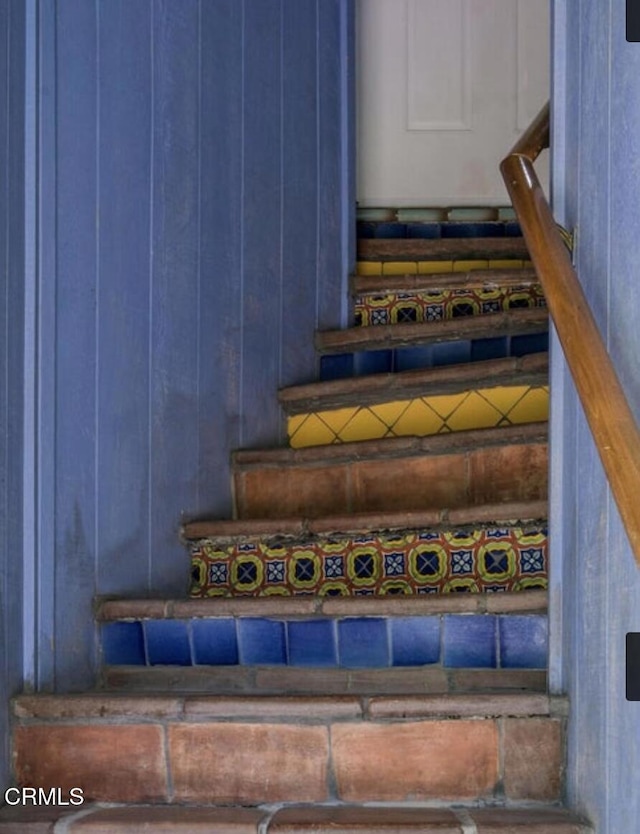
503, 717, 563, 801
13, 725, 167, 803
168, 723, 330, 804
269, 805, 462, 833
67, 805, 265, 833
331, 720, 498, 801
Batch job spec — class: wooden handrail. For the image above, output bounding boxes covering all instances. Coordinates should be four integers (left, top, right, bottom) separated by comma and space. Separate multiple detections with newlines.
501, 102, 640, 565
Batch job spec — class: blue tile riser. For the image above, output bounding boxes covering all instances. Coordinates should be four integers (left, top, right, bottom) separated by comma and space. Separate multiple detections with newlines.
101, 613, 548, 670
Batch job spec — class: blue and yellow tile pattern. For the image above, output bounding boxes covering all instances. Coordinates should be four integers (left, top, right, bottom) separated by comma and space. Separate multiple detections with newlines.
189, 525, 547, 598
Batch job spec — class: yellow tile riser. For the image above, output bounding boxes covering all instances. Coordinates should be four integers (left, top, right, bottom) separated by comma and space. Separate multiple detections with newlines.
356, 259, 528, 276
287, 386, 549, 449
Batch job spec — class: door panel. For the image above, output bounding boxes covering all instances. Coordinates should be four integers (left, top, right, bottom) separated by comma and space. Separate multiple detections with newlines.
357, 0, 549, 206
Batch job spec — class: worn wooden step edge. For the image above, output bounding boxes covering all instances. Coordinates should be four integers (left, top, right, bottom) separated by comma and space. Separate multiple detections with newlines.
182, 498, 548, 542
357, 237, 530, 261
96, 587, 548, 622
233, 422, 548, 468
13, 691, 566, 721
100, 665, 548, 695
352, 267, 538, 296
0, 803, 593, 834
315, 308, 548, 354
278, 353, 548, 415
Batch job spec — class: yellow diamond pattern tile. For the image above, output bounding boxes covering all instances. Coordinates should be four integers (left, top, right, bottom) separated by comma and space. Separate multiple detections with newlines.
445, 391, 503, 431
288, 412, 338, 448
506, 386, 549, 424
338, 407, 390, 443
287, 389, 549, 447
369, 401, 412, 427
388, 399, 445, 437
478, 385, 532, 415
315, 406, 359, 434
423, 392, 470, 420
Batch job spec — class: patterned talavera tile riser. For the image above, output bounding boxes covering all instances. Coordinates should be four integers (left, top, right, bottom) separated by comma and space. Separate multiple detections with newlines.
354, 285, 546, 327
287, 385, 549, 448
101, 613, 549, 670
189, 526, 547, 598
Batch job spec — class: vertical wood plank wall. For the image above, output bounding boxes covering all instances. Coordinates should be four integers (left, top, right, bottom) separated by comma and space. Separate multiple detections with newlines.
47, 0, 353, 689
0, 0, 26, 791
552, 1, 640, 830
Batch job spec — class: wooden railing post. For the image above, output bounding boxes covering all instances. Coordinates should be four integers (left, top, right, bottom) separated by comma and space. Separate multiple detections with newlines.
501, 102, 640, 566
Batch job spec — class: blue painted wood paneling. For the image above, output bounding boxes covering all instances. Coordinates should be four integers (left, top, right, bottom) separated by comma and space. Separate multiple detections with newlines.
37, 0, 354, 689
0, 0, 27, 791
553, 0, 640, 829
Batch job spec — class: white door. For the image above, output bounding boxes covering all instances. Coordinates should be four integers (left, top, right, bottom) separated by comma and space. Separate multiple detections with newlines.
357, 0, 550, 207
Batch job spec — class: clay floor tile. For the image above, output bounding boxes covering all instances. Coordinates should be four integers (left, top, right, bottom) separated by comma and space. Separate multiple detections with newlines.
183, 695, 362, 720
469, 443, 547, 505
331, 720, 498, 801
102, 665, 256, 694
483, 589, 547, 614
13, 693, 183, 720
67, 805, 266, 833
269, 805, 463, 833
469, 806, 586, 833
351, 453, 468, 513
239, 465, 349, 518
14, 725, 168, 803
169, 723, 330, 803
0, 804, 77, 833
502, 717, 563, 801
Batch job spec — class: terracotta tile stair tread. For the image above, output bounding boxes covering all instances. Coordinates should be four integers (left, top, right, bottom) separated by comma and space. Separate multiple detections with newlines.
352, 267, 538, 295
96, 587, 548, 622
13, 691, 566, 721
314, 308, 548, 354
278, 352, 548, 415
0, 803, 591, 833
357, 237, 530, 261
101, 665, 547, 695
233, 422, 547, 467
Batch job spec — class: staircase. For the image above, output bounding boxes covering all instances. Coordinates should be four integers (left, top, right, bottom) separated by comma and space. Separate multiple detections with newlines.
2, 218, 591, 833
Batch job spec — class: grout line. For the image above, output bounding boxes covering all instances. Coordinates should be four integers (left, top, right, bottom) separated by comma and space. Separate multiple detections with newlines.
453, 807, 478, 834
257, 802, 283, 834
54, 803, 114, 833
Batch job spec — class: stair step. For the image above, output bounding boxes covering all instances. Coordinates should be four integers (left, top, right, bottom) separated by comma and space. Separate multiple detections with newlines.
12, 692, 565, 806
280, 354, 548, 448
0, 804, 591, 834
352, 267, 538, 295
185, 515, 547, 597
102, 665, 548, 695
280, 353, 548, 416
97, 592, 548, 670
358, 217, 522, 238
232, 424, 548, 519
315, 309, 548, 355
357, 237, 530, 263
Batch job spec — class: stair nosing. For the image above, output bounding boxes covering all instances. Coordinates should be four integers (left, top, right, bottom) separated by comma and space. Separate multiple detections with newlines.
278, 352, 548, 415
357, 237, 530, 261
96, 587, 549, 622
351, 267, 539, 295
232, 421, 548, 468
315, 308, 548, 354
181, 499, 548, 541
